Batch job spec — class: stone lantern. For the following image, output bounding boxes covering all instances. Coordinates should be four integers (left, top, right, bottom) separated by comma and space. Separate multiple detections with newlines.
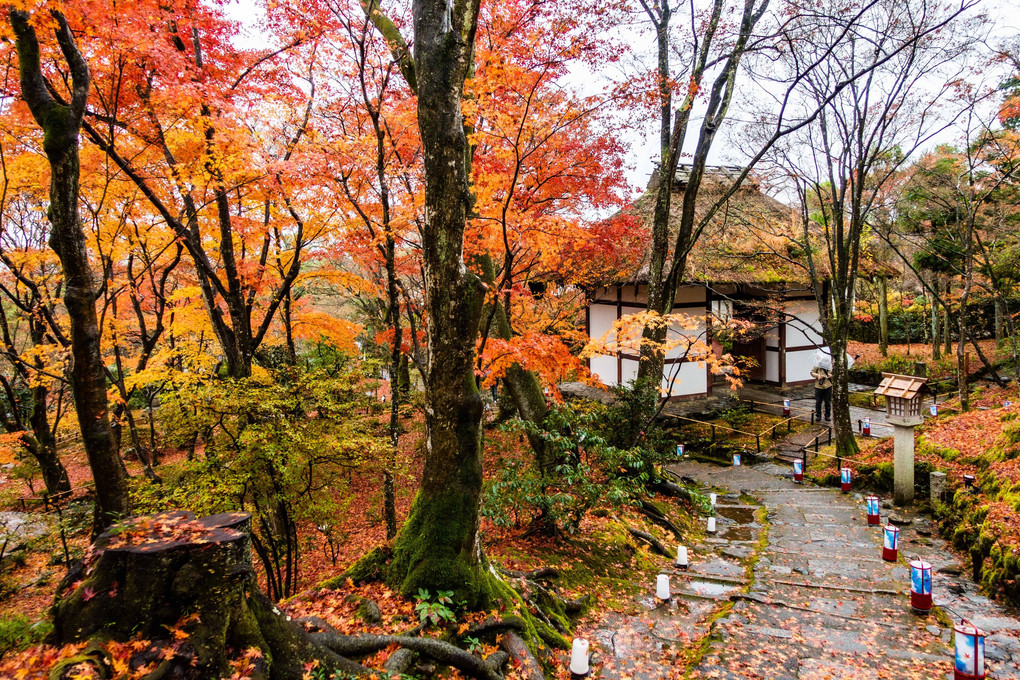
874, 372, 927, 505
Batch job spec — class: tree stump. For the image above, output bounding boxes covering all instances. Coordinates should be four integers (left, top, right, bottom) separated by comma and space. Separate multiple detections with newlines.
51, 511, 364, 680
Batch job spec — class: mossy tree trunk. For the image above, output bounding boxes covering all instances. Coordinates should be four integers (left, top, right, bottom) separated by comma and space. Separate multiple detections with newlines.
373, 0, 492, 608
10, 8, 130, 531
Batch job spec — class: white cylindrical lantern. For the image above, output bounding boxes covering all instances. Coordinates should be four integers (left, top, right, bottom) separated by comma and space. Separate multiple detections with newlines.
882, 524, 899, 562
954, 622, 986, 680
707, 517, 716, 534
655, 573, 671, 601
909, 559, 933, 614
783, 399, 791, 417
931, 404, 938, 416
569, 637, 590, 676
840, 467, 852, 492
675, 545, 689, 569
862, 417, 871, 436
733, 453, 741, 466
709, 493, 717, 506
866, 495, 880, 526
793, 459, 803, 483
676, 444, 685, 457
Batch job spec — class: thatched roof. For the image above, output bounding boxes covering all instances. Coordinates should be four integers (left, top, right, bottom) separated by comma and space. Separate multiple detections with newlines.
614, 164, 898, 286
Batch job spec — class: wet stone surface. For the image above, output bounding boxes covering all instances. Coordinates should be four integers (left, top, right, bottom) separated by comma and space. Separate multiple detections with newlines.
669, 460, 1020, 679
584, 455, 1020, 679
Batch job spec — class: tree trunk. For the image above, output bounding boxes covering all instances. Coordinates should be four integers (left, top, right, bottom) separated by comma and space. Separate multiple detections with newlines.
477, 254, 550, 473
958, 223, 975, 412
386, 0, 491, 608
10, 9, 130, 532
931, 282, 941, 360
877, 276, 889, 357
828, 334, 859, 459
943, 283, 952, 356
398, 353, 411, 398
995, 297, 1004, 345
28, 377, 71, 496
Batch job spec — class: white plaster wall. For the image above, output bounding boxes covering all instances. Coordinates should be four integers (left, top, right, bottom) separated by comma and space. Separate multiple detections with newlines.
766, 350, 780, 382
589, 354, 617, 386
620, 356, 639, 386
786, 349, 816, 383
620, 285, 643, 303
589, 303, 617, 343
765, 325, 780, 348
673, 286, 705, 306
786, 300, 823, 348
585, 285, 711, 396
712, 299, 732, 322
664, 318, 707, 360
662, 360, 708, 397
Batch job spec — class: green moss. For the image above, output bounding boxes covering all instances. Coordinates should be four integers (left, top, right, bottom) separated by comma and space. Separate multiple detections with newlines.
387, 489, 491, 609
319, 547, 392, 590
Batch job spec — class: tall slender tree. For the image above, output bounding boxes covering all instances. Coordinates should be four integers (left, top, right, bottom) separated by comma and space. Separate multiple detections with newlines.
9, 8, 130, 531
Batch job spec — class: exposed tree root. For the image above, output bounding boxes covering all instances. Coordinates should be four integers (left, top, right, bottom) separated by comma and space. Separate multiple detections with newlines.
626, 525, 671, 557
649, 476, 694, 502
500, 631, 545, 680
382, 648, 416, 674
462, 616, 529, 639
313, 632, 504, 680
638, 500, 683, 537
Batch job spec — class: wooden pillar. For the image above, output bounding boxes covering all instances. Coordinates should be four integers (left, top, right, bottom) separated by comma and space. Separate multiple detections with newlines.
778, 284, 787, 387
616, 285, 623, 385
705, 283, 713, 396
584, 302, 591, 372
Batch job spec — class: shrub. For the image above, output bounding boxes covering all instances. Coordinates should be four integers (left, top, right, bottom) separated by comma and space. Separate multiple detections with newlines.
138, 364, 383, 600
482, 402, 650, 534
0, 615, 51, 660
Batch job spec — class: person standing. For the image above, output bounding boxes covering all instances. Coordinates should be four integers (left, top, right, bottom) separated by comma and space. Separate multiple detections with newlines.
811, 365, 832, 422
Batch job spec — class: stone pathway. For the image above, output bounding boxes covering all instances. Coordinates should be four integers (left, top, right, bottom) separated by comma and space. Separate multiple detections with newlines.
585, 458, 1020, 678
677, 460, 1020, 679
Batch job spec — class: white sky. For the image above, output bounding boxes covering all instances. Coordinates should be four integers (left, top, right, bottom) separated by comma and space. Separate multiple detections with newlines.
221, 0, 1020, 201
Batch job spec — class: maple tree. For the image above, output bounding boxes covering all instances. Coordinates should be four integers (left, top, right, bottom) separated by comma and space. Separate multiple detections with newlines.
64, 0, 328, 380
467, 0, 632, 479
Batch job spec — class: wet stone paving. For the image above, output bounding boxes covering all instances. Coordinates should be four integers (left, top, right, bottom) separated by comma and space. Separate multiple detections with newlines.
588, 458, 1020, 679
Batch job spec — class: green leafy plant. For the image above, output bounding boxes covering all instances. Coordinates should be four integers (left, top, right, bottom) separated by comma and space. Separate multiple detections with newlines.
0, 614, 51, 660
135, 362, 383, 600
414, 589, 456, 626
483, 402, 650, 534
719, 405, 752, 429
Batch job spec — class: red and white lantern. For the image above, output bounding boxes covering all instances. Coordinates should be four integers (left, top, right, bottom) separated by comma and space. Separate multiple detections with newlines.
862, 417, 871, 437
793, 459, 803, 483
909, 559, 933, 614
882, 524, 899, 562
783, 399, 791, 417
840, 467, 852, 492
954, 621, 986, 680
866, 495, 880, 525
